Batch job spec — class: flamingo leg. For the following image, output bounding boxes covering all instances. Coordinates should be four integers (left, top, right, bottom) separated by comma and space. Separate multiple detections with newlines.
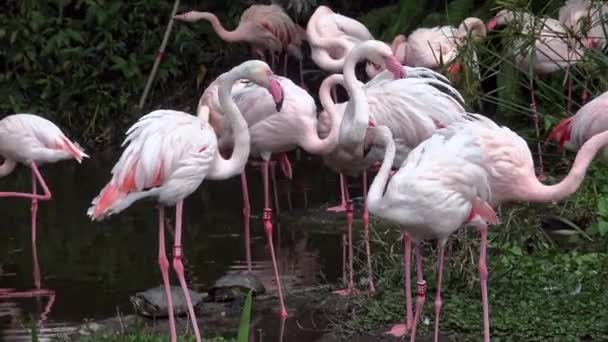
158, 206, 177, 342
298, 58, 304, 88
333, 200, 357, 295
342, 234, 347, 286
581, 80, 589, 105
262, 158, 288, 318
529, 84, 545, 180
327, 173, 348, 212
479, 224, 491, 342
172, 201, 202, 341
241, 173, 252, 272
433, 242, 446, 342
30, 167, 41, 289
0, 162, 52, 200
270, 161, 280, 215
283, 53, 288, 76
410, 245, 426, 342
362, 171, 375, 293
386, 232, 412, 337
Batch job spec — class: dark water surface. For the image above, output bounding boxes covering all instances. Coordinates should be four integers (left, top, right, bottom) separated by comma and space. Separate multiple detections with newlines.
0, 150, 354, 341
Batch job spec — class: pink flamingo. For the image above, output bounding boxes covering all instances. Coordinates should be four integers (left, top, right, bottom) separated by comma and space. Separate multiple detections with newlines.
366, 125, 497, 342
487, 9, 588, 179
0, 114, 88, 289
200, 71, 353, 317
306, 5, 374, 74
321, 40, 466, 296
435, 112, 608, 341
559, 0, 607, 52
400, 17, 487, 73
546, 90, 608, 153
87, 60, 284, 342
174, 4, 306, 85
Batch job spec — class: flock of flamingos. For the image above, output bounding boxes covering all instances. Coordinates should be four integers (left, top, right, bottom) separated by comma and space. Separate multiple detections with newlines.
1, 1, 607, 341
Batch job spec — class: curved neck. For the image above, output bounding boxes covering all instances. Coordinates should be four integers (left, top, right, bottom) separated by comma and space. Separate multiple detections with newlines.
0, 158, 17, 178
524, 130, 608, 202
300, 75, 343, 154
457, 18, 487, 40
340, 45, 372, 150
197, 12, 241, 42
366, 129, 396, 214
208, 67, 251, 180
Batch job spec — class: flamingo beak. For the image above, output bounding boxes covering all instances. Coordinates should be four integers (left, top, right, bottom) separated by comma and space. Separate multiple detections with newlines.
447, 63, 461, 74
385, 56, 405, 79
486, 17, 498, 31
585, 37, 600, 49
268, 77, 284, 112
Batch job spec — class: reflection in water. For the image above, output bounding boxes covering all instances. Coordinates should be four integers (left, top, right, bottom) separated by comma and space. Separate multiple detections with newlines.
0, 151, 343, 341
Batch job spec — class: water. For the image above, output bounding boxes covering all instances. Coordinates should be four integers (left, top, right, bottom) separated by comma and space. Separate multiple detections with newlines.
0, 150, 356, 341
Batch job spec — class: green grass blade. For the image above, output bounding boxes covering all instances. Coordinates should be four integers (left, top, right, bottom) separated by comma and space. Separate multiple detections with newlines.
236, 290, 253, 342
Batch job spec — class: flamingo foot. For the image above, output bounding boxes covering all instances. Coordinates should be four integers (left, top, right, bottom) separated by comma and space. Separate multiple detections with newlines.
326, 202, 347, 212
386, 324, 409, 337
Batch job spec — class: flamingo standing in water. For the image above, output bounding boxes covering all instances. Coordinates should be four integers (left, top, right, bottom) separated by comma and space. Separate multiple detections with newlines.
546, 90, 608, 153
0, 114, 89, 289
366, 125, 497, 342
88, 60, 284, 341
174, 4, 306, 85
486, 9, 588, 179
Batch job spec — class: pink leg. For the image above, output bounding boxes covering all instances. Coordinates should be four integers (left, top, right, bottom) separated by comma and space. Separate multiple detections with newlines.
278, 153, 293, 180
386, 232, 412, 337
479, 224, 491, 342
30, 168, 41, 289
172, 201, 202, 341
0, 162, 52, 200
262, 159, 288, 318
298, 58, 304, 89
362, 171, 375, 293
410, 245, 426, 342
581, 81, 589, 105
270, 161, 281, 215
530, 86, 545, 181
158, 206, 177, 342
241, 173, 252, 272
567, 76, 573, 114
342, 234, 347, 286
327, 173, 348, 212
333, 200, 358, 296
433, 241, 446, 342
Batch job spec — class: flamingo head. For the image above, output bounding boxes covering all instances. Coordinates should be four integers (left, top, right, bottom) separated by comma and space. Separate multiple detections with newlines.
545, 117, 573, 152
365, 61, 383, 79
247, 60, 284, 112
384, 55, 405, 79
487, 9, 513, 30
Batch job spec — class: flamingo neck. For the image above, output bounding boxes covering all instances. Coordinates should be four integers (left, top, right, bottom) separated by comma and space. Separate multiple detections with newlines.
366, 128, 396, 215
0, 158, 17, 178
340, 45, 371, 151
208, 66, 251, 180
524, 130, 608, 202
198, 12, 241, 42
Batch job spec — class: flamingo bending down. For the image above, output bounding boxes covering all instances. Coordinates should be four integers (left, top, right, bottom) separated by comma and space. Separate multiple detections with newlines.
0, 114, 88, 289
487, 9, 587, 179
175, 5, 306, 85
87, 60, 284, 341
401, 17, 487, 73
546, 90, 608, 153
306, 6, 374, 74
366, 125, 497, 342
559, 0, 608, 51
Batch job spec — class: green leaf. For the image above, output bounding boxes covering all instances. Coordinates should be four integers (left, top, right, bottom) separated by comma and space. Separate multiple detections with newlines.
597, 221, 608, 237
510, 245, 523, 256
597, 197, 608, 217
236, 290, 253, 342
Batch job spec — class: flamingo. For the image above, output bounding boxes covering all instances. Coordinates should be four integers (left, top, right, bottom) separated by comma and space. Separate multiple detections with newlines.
546, 90, 608, 153
366, 125, 497, 342
174, 4, 306, 85
432, 111, 608, 341
0, 114, 88, 289
559, 0, 608, 105
306, 5, 374, 74
486, 9, 588, 179
400, 17, 487, 74
559, 0, 607, 51
87, 60, 284, 342
319, 40, 467, 296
